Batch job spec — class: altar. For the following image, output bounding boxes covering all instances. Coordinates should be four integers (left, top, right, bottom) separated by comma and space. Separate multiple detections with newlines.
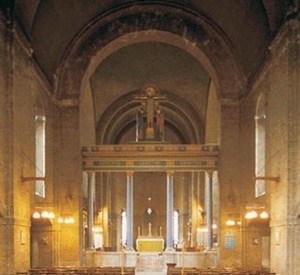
136, 236, 165, 252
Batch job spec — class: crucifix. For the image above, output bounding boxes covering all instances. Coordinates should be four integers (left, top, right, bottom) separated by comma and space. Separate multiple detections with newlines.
135, 85, 166, 141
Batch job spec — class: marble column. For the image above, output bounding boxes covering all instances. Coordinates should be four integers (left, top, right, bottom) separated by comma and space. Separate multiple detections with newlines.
166, 171, 174, 250
206, 171, 214, 250
126, 171, 134, 250
87, 171, 95, 249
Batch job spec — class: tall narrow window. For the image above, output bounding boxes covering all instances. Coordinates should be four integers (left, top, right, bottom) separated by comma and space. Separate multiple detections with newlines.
35, 115, 46, 198
255, 94, 266, 197
121, 210, 127, 246
173, 210, 179, 246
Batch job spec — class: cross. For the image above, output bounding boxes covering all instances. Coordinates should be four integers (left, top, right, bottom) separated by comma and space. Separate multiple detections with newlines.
135, 85, 166, 141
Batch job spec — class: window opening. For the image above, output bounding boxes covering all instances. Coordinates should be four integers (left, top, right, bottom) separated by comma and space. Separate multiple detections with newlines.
121, 210, 127, 246
173, 210, 179, 246
255, 94, 266, 197
35, 115, 46, 198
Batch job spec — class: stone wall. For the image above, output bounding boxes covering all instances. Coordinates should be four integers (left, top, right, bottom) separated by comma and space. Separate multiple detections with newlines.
0, 14, 83, 273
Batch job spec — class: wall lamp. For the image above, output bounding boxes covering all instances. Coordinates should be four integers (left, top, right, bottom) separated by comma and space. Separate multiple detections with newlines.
245, 204, 269, 220
32, 210, 55, 219
58, 216, 75, 224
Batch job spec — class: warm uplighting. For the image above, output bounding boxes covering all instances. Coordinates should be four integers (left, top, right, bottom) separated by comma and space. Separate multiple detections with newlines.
226, 219, 236, 226
197, 226, 207, 233
260, 211, 269, 219
65, 217, 75, 224
245, 209, 269, 220
58, 217, 75, 224
41, 211, 48, 218
92, 226, 103, 233
245, 210, 258, 220
32, 211, 41, 219
32, 210, 55, 219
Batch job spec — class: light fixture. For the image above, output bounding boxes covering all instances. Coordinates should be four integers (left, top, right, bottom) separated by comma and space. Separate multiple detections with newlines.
226, 219, 236, 226
245, 204, 269, 220
32, 210, 55, 219
225, 214, 240, 226
41, 211, 49, 218
32, 212, 41, 219
197, 226, 207, 233
58, 216, 75, 224
260, 211, 269, 219
92, 226, 103, 233
48, 212, 55, 219
65, 217, 75, 224
245, 210, 258, 219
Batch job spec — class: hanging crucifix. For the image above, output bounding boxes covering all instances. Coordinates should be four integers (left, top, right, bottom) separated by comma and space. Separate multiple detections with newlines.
135, 85, 166, 141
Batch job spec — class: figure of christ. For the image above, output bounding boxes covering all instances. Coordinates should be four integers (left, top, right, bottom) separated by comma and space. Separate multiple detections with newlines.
134, 85, 166, 141
143, 86, 156, 139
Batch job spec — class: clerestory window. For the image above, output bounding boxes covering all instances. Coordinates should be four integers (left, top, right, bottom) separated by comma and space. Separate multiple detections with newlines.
35, 115, 46, 198
255, 93, 266, 197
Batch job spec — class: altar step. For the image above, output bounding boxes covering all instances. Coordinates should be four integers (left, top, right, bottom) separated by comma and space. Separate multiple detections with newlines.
135, 271, 165, 275
135, 253, 166, 275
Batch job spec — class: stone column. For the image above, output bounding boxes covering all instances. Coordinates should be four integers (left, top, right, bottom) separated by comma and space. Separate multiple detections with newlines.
219, 98, 241, 266
205, 171, 214, 250
166, 171, 174, 250
126, 171, 134, 250
87, 172, 95, 249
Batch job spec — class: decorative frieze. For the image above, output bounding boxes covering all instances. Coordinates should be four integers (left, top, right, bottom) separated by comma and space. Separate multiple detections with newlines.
82, 144, 218, 172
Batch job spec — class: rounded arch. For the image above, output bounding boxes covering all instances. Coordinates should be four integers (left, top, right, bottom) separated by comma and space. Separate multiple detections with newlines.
55, 3, 245, 102
96, 90, 204, 144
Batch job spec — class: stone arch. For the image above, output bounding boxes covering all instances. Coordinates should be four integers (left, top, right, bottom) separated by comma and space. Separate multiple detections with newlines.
96, 90, 204, 144
54, 3, 245, 102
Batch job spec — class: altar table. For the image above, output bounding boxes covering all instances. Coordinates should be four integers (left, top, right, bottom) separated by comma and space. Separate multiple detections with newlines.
136, 237, 164, 252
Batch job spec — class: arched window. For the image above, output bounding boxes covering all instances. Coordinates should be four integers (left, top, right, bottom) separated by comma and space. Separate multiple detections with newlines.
35, 115, 46, 197
173, 210, 179, 246
255, 93, 266, 197
121, 210, 127, 246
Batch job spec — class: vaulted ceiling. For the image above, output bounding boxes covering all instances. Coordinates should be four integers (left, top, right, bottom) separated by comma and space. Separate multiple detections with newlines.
2, 0, 292, 143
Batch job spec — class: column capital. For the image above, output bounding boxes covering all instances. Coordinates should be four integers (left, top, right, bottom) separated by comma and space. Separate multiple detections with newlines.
205, 170, 214, 178
166, 171, 174, 177
86, 171, 95, 177
126, 170, 135, 176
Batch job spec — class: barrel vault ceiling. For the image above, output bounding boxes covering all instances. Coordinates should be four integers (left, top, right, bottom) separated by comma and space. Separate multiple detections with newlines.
3, 0, 293, 143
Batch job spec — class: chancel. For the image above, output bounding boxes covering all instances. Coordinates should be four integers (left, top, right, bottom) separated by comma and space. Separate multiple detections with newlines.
0, 1, 299, 275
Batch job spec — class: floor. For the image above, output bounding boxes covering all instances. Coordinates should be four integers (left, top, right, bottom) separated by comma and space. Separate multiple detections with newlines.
136, 272, 165, 275
135, 253, 166, 275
